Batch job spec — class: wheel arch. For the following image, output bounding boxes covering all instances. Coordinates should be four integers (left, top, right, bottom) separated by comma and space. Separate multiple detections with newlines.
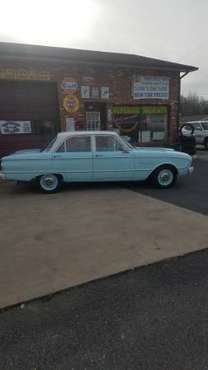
148, 163, 178, 180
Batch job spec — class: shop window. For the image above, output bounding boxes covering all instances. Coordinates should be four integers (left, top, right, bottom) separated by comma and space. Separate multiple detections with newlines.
65, 136, 91, 152
138, 114, 167, 143
112, 110, 168, 145
96, 135, 123, 151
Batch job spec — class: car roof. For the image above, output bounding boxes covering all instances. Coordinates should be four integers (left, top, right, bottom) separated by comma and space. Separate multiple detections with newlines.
57, 131, 119, 139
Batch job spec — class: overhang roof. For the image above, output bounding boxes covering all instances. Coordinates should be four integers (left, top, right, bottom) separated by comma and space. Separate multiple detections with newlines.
0, 42, 198, 72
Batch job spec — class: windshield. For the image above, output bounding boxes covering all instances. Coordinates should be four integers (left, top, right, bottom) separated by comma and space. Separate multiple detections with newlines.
41, 137, 56, 152
202, 122, 208, 130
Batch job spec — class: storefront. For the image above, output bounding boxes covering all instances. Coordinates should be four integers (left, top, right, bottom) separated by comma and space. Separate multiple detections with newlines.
0, 42, 197, 157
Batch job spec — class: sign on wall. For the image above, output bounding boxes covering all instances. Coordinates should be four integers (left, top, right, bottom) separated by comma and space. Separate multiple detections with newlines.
0, 69, 51, 81
61, 78, 79, 95
81, 86, 90, 99
91, 87, 99, 99
133, 76, 169, 100
0, 121, 32, 134
112, 106, 168, 114
63, 95, 80, 113
65, 117, 75, 131
101, 86, 110, 99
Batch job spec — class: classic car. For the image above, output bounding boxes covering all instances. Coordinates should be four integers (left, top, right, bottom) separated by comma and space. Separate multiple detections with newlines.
0, 131, 193, 193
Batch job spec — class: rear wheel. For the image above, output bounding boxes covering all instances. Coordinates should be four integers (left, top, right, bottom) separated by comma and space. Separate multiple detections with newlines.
151, 166, 177, 189
38, 174, 62, 193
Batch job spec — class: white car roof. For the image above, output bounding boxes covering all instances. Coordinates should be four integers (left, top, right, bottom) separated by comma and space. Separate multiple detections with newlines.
57, 131, 119, 139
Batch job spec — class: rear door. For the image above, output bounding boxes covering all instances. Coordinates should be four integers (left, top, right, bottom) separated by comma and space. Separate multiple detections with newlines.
52, 135, 93, 182
93, 134, 134, 181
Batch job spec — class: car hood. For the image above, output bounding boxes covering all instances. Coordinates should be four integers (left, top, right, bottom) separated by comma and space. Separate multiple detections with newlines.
132, 147, 191, 160
135, 147, 175, 152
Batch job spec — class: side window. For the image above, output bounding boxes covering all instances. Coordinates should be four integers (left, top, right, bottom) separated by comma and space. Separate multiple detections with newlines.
96, 136, 123, 151
65, 136, 91, 152
193, 123, 202, 130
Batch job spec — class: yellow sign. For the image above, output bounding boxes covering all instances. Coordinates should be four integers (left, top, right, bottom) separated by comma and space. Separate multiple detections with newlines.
0, 68, 51, 81
63, 95, 80, 113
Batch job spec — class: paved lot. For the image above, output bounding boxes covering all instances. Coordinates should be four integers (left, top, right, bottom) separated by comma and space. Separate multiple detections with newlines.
1, 249, 208, 370
127, 152, 208, 215
0, 151, 208, 309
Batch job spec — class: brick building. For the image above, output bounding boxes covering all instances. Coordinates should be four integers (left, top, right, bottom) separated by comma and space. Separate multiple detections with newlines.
0, 42, 197, 156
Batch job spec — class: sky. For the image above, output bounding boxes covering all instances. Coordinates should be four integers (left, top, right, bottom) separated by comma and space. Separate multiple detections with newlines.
0, 0, 207, 98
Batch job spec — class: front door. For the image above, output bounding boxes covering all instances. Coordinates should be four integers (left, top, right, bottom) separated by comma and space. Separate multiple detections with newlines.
86, 111, 101, 130
52, 135, 93, 182
93, 134, 133, 181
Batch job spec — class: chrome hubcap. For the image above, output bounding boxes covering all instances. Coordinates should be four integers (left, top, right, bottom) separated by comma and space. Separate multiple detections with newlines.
158, 169, 173, 186
40, 175, 58, 191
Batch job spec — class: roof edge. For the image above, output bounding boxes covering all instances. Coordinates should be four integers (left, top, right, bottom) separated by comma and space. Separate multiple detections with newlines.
0, 41, 198, 73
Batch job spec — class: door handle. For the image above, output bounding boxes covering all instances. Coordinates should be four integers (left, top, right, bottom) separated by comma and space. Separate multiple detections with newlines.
95, 154, 104, 158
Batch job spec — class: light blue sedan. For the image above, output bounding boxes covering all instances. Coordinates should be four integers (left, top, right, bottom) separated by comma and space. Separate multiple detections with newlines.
0, 131, 193, 193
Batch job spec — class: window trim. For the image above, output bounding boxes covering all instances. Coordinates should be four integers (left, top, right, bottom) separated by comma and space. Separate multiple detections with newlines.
56, 135, 93, 153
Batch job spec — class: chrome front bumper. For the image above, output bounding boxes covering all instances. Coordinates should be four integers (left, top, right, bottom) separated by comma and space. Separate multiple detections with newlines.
0, 172, 6, 180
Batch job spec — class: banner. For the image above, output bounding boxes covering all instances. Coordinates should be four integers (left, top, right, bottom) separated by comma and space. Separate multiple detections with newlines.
0, 121, 32, 135
133, 76, 169, 100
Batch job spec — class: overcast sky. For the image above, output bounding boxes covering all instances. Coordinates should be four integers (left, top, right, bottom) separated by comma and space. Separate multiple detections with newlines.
0, 0, 207, 98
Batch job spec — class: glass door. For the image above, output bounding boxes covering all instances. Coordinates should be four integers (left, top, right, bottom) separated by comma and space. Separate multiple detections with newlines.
86, 111, 101, 131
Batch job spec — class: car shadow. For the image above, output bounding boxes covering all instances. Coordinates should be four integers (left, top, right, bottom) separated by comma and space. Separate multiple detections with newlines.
125, 157, 208, 216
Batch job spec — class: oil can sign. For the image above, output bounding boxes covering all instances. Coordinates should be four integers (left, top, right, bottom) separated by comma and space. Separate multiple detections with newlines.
63, 95, 80, 113
0, 120, 32, 134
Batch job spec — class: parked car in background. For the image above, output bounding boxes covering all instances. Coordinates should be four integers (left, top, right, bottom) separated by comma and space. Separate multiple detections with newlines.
0, 131, 193, 193
185, 121, 208, 149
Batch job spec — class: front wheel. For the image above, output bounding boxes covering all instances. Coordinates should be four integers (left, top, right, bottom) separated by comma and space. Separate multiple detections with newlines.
151, 166, 177, 189
38, 174, 62, 193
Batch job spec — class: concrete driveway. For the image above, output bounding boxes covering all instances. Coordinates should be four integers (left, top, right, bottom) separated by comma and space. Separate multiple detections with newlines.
0, 153, 208, 309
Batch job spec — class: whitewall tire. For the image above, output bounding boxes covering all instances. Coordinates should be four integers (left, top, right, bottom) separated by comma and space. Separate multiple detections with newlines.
38, 174, 62, 193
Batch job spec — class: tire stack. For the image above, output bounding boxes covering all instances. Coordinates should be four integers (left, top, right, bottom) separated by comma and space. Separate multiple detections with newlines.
179, 124, 196, 155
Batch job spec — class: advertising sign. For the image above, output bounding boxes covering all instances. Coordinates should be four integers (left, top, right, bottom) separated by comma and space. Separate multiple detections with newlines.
81, 86, 90, 99
66, 117, 75, 131
91, 87, 99, 99
133, 76, 169, 99
63, 95, 80, 113
0, 121, 32, 134
101, 86, 110, 99
61, 78, 79, 94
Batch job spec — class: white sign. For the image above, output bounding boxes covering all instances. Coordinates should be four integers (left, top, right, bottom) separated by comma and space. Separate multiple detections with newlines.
91, 87, 99, 99
81, 86, 90, 99
101, 86, 110, 99
133, 76, 169, 100
61, 78, 79, 92
0, 121, 32, 134
66, 117, 75, 131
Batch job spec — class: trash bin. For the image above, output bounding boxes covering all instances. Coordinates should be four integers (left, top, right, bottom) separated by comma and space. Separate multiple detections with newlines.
179, 124, 196, 155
